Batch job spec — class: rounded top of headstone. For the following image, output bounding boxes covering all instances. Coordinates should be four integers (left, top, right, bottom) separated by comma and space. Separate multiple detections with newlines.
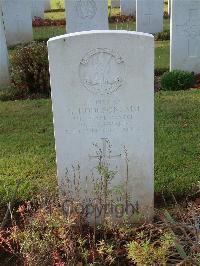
47, 30, 154, 45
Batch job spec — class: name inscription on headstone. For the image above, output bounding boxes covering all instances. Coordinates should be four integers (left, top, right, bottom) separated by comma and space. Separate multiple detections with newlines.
48, 31, 154, 221
65, 100, 140, 135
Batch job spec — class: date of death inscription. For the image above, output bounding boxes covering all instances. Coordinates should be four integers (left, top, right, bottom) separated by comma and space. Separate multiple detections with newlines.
65, 99, 140, 135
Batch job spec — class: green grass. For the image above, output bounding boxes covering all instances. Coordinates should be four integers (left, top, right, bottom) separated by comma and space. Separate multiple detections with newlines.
41, 5, 171, 71
0, 100, 57, 204
33, 26, 66, 40
33, 16, 170, 70
155, 90, 200, 198
44, 9, 170, 32
155, 41, 169, 70
0, 90, 200, 204
33, 19, 169, 38
32, 26, 170, 70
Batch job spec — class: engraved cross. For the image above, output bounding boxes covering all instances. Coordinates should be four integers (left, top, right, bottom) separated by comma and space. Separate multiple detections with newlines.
144, 8, 152, 25
176, 9, 200, 57
89, 138, 121, 167
176, 9, 200, 38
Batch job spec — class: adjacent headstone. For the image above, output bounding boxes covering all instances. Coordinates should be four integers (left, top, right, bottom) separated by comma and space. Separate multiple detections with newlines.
65, 0, 109, 33
1, 0, 33, 46
48, 30, 154, 221
170, 0, 200, 73
136, 0, 163, 34
0, 6, 10, 88
32, 0, 45, 19
111, 0, 120, 8
121, 0, 136, 16
44, 0, 51, 11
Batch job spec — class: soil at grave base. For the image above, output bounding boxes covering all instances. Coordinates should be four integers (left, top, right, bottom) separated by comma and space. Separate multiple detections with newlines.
154, 76, 162, 92
0, 205, 7, 223
1, 194, 200, 265
0, 253, 22, 266
154, 189, 200, 208
194, 73, 200, 89
0, 204, 24, 266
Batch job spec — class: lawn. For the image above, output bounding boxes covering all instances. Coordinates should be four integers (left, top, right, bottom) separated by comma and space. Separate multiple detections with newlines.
0, 90, 200, 205
0, 100, 57, 204
155, 90, 200, 198
44, 10, 170, 32
155, 41, 169, 70
32, 27, 170, 70
32, 4, 171, 70
33, 25, 66, 40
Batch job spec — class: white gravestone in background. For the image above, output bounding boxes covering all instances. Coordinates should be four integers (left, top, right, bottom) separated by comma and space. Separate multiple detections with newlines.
136, 0, 163, 34
170, 0, 200, 73
0, 6, 10, 88
112, 0, 120, 8
48, 31, 154, 221
1, 0, 33, 46
121, 0, 136, 16
65, 0, 108, 33
32, 0, 45, 19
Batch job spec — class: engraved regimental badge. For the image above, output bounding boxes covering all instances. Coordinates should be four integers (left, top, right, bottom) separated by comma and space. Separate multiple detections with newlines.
79, 48, 125, 95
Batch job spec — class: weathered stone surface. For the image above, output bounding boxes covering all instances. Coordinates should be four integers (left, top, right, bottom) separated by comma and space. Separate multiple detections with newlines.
2, 0, 33, 46
65, 0, 108, 33
121, 0, 136, 16
44, 0, 51, 11
170, 0, 200, 73
136, 0, 163, 34
32, 0, 45, 19
48, 30, 154, 221
111, 0, 120, 8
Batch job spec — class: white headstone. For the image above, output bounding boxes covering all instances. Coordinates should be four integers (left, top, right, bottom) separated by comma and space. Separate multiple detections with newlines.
32, 0, 45, 19
1, 0, 33, 46
44, 0, 51, 11
65, 0, 109, 33
136, 0, 163, 34
121, 0, 136, 16
112, 0, 120, 8
170, 0, 200, 73
48, 30, 154, 221
0, 6, 10, 88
